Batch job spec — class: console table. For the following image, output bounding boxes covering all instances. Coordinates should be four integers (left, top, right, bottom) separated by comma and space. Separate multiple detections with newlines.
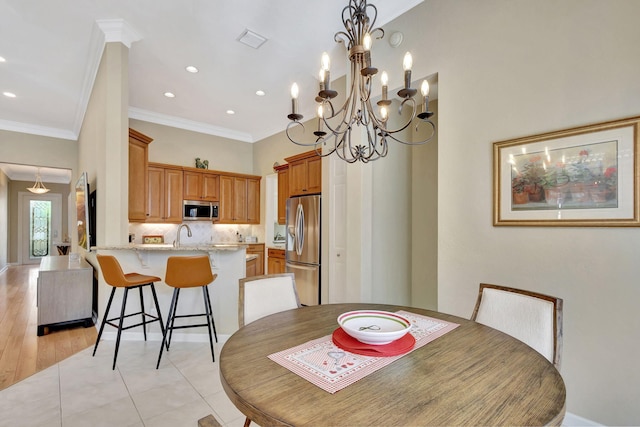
37, 255, 94, 336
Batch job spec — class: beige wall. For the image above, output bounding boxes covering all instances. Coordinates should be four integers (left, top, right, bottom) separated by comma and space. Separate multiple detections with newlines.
0, 130, 78, 171
130, 119, 254, 175
78, 42, 130, 249
412, 99, 438, 310
382, 0, 640, 424
0, 170, 7, 269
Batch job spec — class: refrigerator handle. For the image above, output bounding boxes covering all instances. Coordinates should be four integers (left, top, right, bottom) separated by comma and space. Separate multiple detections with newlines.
286, 262, 317, 271
295, 203, 304, 256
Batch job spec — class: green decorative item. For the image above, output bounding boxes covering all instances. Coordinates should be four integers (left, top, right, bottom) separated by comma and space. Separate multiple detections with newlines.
195, 158, 209, 169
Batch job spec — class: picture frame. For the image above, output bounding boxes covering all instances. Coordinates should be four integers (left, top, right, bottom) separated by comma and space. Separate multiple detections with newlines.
493, 115, 640, 227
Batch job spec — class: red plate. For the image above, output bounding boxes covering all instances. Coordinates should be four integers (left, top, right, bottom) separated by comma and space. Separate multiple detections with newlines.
332, 327, 415, 357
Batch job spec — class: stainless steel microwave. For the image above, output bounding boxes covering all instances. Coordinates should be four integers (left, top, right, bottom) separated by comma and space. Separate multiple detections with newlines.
183, 200, 219, 221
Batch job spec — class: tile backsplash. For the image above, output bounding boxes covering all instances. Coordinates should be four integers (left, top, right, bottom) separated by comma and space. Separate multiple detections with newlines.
128, 222, 263, 245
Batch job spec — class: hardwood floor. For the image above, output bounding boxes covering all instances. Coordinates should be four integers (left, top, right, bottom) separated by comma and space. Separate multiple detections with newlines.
0, 264, 97, 391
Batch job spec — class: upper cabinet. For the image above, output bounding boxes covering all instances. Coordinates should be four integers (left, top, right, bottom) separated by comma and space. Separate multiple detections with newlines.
128, 129, 152, 222
147, 163, 184, 223
219, 174, 261, 224
286, 150, 322, 196
274, 163, 289, 225
127, 128, 260, 225
183, 170, 220, 201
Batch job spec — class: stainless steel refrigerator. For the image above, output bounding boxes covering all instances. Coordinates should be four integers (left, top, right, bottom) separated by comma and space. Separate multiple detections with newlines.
286, 194, 321, 306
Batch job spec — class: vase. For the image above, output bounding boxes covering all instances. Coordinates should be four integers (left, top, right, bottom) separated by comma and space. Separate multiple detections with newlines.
569, 182, 589, 203
527, 185, 544, 202
589, 186, 609, 203
544, 184, 568, 206
512, 191, 529, 205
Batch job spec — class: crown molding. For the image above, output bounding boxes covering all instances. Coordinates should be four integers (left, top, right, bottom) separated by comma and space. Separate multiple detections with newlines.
71, 19, 143, 138
129, 107, 255, 143
0, 119, 77, 140
96, 19, 142, 48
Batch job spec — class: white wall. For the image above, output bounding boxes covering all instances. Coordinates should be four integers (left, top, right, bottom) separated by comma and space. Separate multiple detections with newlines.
382, 1, 640, 424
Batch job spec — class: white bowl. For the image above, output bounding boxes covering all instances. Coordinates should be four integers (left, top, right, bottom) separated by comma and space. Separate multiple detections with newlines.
337, 310, 412, 345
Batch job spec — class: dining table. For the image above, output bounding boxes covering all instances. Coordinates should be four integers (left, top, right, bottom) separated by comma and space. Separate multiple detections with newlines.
219, 303, 566, 426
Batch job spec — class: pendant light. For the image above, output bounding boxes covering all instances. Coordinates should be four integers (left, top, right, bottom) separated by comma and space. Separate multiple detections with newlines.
27, 169, 50, 194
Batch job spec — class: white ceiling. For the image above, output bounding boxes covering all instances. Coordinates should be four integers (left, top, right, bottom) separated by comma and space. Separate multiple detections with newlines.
0, 0, 425, 183
0, 0, 423, 146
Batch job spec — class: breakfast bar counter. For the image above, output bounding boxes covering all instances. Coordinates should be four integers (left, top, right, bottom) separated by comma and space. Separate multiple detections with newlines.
89, 244, 248, 336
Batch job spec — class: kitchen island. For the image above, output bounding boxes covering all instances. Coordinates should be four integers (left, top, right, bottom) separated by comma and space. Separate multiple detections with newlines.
89, 243, 248, 340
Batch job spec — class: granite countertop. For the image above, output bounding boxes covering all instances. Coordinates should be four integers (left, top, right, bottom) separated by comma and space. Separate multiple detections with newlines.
94, 243, 248, 251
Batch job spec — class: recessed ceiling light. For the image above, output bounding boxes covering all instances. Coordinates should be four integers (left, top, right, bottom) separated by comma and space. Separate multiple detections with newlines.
185, 65, 198, 73
226, 110, 235, 115
3, 92, 16, 98
0, 56, 6, 63
164, 92, 175, 98
255, 90, 265, 96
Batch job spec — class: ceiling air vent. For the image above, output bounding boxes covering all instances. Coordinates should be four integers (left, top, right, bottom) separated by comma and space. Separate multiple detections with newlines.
237, 29, 268, 49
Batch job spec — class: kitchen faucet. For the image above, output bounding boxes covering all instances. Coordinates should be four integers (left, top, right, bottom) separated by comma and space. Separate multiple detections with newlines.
173, 223, 192, 247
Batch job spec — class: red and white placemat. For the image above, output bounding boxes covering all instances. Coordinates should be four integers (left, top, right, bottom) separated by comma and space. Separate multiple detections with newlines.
267, 311, 459, 394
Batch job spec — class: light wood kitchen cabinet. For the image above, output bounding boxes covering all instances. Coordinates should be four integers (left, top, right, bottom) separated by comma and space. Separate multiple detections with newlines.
245, 257, 257, 278
37, 255, 94, 336
183, 169, 219, 201
275, 163, 289, 224
286, 150, 322, 196
246, 243, 265, 277
219, 174, 261, 224
147, 163, 183, 223
247, 178, 260, 223
128, 128, 152, 222
268, 248, 286, 274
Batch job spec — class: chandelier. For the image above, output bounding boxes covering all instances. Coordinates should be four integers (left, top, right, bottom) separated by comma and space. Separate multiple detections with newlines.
286, 0, 435, 163
27, 168, 50, 194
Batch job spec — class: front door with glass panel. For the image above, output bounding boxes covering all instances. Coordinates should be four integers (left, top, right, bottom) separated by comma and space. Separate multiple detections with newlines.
19, 192, 62, 264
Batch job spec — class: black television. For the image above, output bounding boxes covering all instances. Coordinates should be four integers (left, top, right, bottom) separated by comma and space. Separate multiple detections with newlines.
89, 189, 96, 247
75, 172, 91, 250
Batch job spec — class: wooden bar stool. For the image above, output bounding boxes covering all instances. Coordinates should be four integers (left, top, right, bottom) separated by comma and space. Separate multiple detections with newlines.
156, 255, 218, 369
94, 255, 165, 370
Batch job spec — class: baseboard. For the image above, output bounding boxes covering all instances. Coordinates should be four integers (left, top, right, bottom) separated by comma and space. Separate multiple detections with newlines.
563, 412, 602, 426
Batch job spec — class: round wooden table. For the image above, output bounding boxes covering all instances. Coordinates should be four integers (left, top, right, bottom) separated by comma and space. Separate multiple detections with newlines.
219, 303, 566, 426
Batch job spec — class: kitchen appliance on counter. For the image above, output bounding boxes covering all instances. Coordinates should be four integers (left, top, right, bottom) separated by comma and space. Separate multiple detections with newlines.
286, 194, 320, 306
183, 200, 219, 221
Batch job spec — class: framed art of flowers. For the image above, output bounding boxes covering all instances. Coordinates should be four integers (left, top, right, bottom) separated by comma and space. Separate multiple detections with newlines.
493, 115, 640, 226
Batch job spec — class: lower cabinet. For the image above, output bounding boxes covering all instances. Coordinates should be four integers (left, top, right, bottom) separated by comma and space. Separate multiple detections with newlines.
37, 255, 94, 336
268, 248, 286, 274
246, 244, 265, 277
246, 257, 257, 278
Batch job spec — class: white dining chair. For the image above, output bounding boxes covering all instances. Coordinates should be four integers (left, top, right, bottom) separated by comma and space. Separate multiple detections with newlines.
470, 283, 563, 370
238, 273, 301, 427
239, 273, 301, 327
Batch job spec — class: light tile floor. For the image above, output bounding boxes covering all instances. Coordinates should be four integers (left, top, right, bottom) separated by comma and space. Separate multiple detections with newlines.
0, 339, 250, 427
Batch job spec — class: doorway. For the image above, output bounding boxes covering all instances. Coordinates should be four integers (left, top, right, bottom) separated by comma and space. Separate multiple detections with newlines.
18, 192, 62, 265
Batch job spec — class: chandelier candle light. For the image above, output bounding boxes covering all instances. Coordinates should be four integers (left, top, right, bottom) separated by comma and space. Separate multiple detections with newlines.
286, 0, 435, 163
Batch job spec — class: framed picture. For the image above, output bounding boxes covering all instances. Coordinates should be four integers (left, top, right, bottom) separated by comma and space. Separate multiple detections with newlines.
493, 115, 640, 226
